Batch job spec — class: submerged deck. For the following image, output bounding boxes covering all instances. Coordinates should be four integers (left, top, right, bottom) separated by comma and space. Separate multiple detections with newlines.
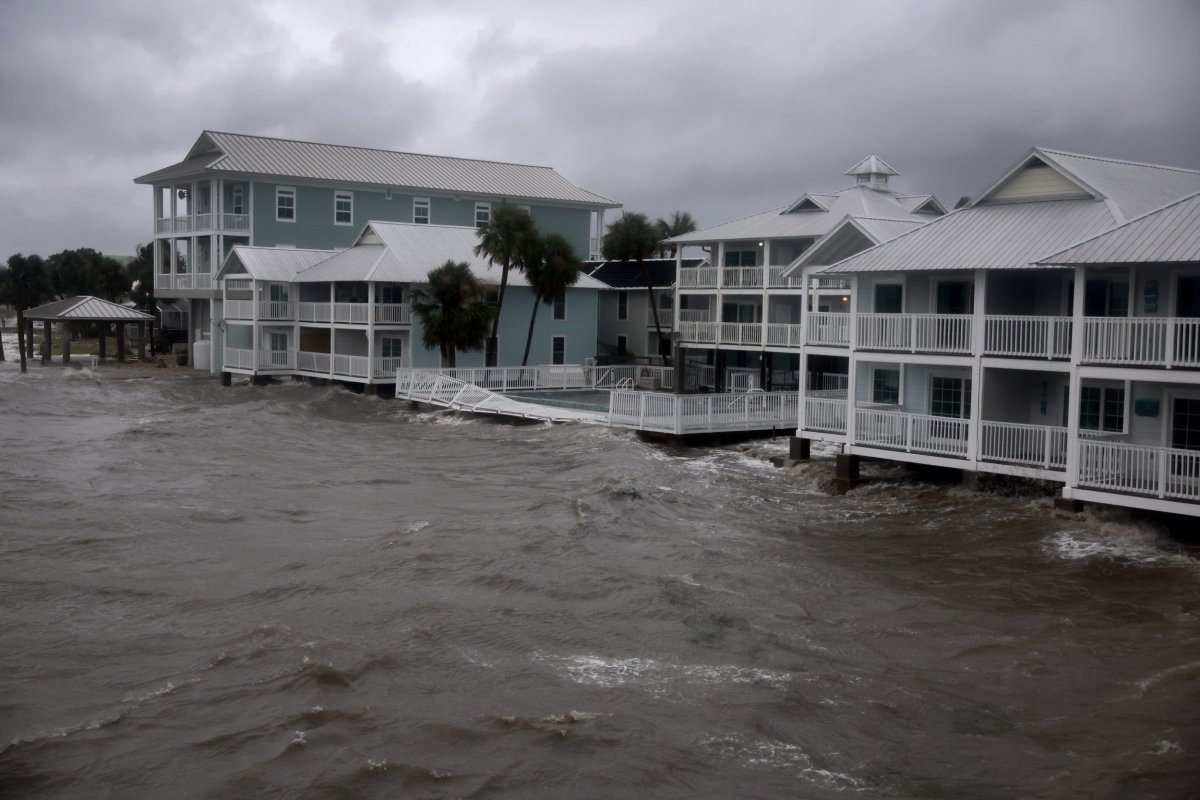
394, 366, 799, 436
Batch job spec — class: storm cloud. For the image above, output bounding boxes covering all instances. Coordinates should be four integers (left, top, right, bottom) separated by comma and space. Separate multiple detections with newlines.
1, 0, 1197, 257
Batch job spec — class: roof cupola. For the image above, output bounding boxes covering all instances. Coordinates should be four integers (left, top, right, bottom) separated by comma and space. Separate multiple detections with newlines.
845, 154, 898, 190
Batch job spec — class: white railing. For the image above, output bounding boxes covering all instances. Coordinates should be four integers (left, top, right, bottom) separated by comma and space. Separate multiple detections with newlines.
812, 277, 852, 290
374, 303, 411, 324
258, 300, 293, 320
155, 218, 172, 234
678, 308, 713, 323
193, 213, 212, 230
221, 213, 250, 231
720, 322, 762, 346
298, 351, 331, 373
679, 321, 718, 343
333, 303, 370, 324
224, 299, 254, 320
766, 323, 804, 348
374, 357, 411, 377
767, 266, 805, 288
259, 349, 293, 369
679, 267, 719, 289
155, 274, 172, 290
608, 390, 798, 434
855, 408, 970, 457
979, 421, 1068, 470
802, 396, 847, 433
651, 308, 674, 328
806, 312, 850, 346
172, 216, 192, 233
1079, 440, 1200, 501
298, 302, 331, 323
857, 313, 972, 353
333, 354, 370, 378
726, 368, 760, 392
722, 267, 763, 289
1082, 317, 1200, 368
809, 373, 848, 392
984, 315, 1072, 359
223, 347, 256, 369
154, 273, 215, 292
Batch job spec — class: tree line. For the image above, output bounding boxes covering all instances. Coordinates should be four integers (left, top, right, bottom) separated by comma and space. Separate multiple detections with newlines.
0, 244, 154, 371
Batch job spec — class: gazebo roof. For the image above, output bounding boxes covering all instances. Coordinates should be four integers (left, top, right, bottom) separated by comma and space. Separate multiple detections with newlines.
23, 296, 154, 322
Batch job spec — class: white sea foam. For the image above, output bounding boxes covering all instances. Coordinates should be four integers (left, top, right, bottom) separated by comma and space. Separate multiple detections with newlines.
1148, 739, 1183, 755
538, 653, 792, 694
121, 678, 198, 704
1045, 521, 1194, 566
701, 733, 862, 788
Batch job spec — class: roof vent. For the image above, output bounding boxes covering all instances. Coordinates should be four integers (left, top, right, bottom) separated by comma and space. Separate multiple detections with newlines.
845, 154, 898, 190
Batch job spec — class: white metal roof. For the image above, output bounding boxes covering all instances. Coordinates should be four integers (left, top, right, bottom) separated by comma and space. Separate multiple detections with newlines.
974, 147, 1200, 220
790, 215, 930, 270
1037, 191, 1200, 266
136, 131, 620, 208
24, 296, 154, 321
845, 155, 898, 177
217, 246, 336, 282
667, 184, 942, 244
821, 198, 1119, 273
295, 222, 607, 289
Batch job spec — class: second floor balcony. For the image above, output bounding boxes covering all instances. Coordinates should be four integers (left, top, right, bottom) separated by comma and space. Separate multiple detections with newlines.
154, 213, 250, 235
224, 301, 412, 325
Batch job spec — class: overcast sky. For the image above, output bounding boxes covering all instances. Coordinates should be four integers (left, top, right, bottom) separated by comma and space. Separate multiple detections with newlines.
2, 0, 1198, 258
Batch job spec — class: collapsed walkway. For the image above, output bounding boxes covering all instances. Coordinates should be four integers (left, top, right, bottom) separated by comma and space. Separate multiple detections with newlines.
395, 365, 799, 436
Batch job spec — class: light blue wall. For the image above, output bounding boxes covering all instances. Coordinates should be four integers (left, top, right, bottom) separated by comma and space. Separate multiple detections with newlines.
408, 285, 599, 367
250, 181, 595, 257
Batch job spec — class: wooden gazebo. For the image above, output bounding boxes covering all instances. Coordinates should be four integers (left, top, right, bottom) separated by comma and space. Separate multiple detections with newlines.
22, 296, 155, 364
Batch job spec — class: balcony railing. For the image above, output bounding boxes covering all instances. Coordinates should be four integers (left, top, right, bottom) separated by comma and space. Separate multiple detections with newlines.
679, 267, 718, 289
298, 302, 331, 323
650, 308, 674, 328
678, 309, 713, 323
1079, 440, 1200, 501
679, 321, 718, 343
855, 408, 970, 457
807, 312, 850, 346
720, 322, 762, 345
259, 349, 293, 370
984, 315, 1072, 359
857, 313, 972, 354
155, 213, 249, 234
333, 354, 370, 378
224, 300, 253, 320
609, 390, 798, 435
224, 347, 255, 370
374, 303, 411, 324
980, 421, 1068, 470
722, 267, 763, 289
258, 300, 293, 320
1082, 317, 1200, 368
802, 395, 848, 434
333, 303, 371, 324
155, 273, 214, 292
765, 323, 804, 347
767, 267, 806, 289
298, 351, 331, 373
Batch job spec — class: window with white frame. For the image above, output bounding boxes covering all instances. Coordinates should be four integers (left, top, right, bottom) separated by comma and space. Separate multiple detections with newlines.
334, 191, 353, 225
276, 187, 296, 222
930, 375, 971, 419
551, 335, 565, 365
269, 332, 288, 352
617, 291, 628, 320
1172, 396, 1200, 450
1080, 385, 1125, 432
724, 249, 756, 267
475, 202, 492, 228
381, 337, 404, 359
231, 185, 244, 215
413, 197, 430, 224
517, 204, 531, 216
552, 292, 566, 320
872, 368, 900, 405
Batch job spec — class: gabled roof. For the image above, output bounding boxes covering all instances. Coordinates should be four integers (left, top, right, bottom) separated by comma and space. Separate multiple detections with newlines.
24, 296, 154, 321
216, 246, 335, 281
584, 258, 704, 289
668, 184, 943, 244
136, 131, 620, 208
1037, 191, 1200, 266
790, 215, 931, 271
973, 147, 1200, 219
293, 222, 607, 289
822, 147, 1200, 275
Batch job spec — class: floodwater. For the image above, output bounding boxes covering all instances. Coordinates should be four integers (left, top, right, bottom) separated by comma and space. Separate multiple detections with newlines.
1, 360, 1198, 799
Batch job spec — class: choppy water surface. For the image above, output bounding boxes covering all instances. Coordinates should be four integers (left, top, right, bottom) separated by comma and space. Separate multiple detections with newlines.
1, 364, 1197, 799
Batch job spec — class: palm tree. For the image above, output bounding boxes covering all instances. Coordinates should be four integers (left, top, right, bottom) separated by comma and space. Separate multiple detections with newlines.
655, 210, 697, 257
602, 212, 668, 356
521, 233, 581, 366
3, 254, 49, 373
473, 205, 539, 366
411, 260, 494, 368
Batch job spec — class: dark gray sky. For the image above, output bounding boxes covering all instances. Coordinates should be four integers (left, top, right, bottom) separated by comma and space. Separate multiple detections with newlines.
2, 0, 1198, 257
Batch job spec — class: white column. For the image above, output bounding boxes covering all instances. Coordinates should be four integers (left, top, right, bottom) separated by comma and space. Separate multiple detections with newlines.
1064, 265, 1086, 493
716, 242, 726, 287
329, 282, 336, 376
367, 282, 376, 381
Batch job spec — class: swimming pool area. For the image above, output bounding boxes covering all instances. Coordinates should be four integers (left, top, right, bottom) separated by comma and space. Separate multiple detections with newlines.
505, 389, 614, 412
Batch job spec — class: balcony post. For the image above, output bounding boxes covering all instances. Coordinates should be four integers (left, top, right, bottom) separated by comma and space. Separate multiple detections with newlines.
716, 242, 726, 288
1064, 265, 1086, 494
367, 282, 376, 381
